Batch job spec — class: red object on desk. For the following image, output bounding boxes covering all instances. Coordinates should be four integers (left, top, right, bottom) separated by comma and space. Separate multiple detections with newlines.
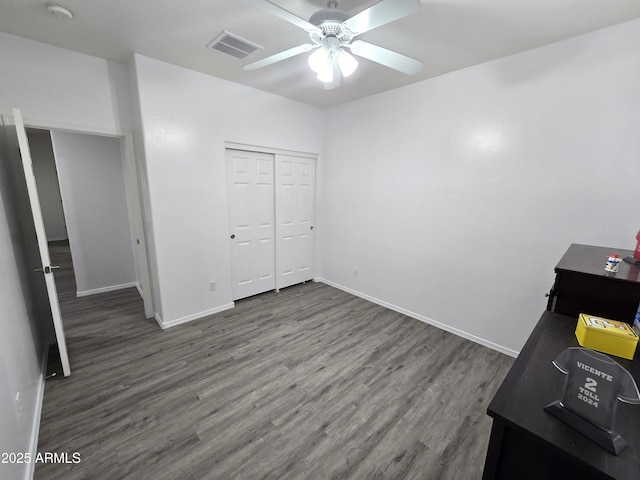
635, 230, 640, 260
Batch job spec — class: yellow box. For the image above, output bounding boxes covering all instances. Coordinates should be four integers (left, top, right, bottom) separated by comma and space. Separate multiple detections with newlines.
575, 314, 638, 360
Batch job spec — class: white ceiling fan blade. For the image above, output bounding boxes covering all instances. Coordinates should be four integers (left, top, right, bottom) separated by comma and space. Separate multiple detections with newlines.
343, 0, 421, 36
245, 0, 319, 32
350, 40, 423, 75
324, 62, 341, 90
244, 44, 315, 70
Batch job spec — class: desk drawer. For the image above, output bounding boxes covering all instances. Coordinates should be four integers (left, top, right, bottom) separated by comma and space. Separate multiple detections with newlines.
555, 270, 640, 305
553, 292, 637, 323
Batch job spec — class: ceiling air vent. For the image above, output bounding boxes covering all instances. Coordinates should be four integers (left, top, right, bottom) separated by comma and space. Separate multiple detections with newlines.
207, 31, 262, 60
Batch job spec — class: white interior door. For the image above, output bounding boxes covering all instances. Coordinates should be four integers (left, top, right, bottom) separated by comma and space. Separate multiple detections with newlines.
226, 149, 275, 301
10, 108, 70, 376
275, 155, 316, 290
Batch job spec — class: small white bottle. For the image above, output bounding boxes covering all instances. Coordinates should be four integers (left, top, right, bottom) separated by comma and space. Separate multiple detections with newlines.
604, 253, 622, 273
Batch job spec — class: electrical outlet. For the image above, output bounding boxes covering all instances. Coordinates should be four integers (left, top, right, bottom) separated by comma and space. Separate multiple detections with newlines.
15, 392, 23, 418
209, 281, 217, 292
353, 268, 358, 277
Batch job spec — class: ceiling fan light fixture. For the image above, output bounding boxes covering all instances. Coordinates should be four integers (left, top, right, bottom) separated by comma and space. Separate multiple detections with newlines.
308, 46, 357, 84
308, 47, 330, 74
317, 64, 334, 83
337, 49, 358, 77
243, 0, 423, 88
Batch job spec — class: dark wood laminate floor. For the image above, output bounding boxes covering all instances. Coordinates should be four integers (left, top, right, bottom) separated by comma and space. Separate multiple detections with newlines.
36, 242, 513, 480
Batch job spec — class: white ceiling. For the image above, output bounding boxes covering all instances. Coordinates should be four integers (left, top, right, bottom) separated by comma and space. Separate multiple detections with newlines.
2, 0, 640, 108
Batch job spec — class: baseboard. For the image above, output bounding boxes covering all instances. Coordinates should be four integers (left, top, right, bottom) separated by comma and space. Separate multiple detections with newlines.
318, 278, 519, 358
135, 282, 143, 298
25, 346, 48, 480
76, 282, 138, 297
155, 302, 235, 329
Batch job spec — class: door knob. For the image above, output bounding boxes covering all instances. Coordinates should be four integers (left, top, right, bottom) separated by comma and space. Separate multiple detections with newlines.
35, 265, 60, 273
230, 234, 236, 239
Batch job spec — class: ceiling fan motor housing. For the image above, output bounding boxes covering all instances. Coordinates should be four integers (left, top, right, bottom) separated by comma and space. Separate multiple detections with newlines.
310, 8, 350, 36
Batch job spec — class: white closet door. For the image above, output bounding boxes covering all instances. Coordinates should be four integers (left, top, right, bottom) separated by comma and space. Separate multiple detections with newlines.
275, 155, 316, 290
226, 149, 275, 301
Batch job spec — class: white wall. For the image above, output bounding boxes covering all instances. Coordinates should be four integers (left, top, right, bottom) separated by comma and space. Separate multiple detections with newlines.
51, 131, 136, 296
0, 32, 131, 136
0, 120, 47, 480
130, 54, 324, 326
28, 131, 68, 241
319, 19, 640, 355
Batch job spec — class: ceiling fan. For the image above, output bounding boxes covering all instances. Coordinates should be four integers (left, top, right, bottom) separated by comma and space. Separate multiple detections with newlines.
243, 0, 423, 90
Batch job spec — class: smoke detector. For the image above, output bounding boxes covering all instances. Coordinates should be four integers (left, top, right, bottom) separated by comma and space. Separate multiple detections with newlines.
46, 4, 74, 20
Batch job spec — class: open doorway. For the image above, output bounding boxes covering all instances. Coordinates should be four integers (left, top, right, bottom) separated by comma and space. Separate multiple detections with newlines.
28, 129, 137, 295
26, 127, 153, 374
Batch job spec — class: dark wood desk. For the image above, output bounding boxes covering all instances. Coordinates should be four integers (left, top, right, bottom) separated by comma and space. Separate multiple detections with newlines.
482, 311, 640, 480
548, 243, 640, 323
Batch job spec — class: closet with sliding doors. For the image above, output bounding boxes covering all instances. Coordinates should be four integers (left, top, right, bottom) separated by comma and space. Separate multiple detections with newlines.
226, 148, 317, 301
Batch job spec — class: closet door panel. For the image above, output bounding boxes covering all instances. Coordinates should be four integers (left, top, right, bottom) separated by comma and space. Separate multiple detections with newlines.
226, 149, 275, 300
275, 155, 316, 290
